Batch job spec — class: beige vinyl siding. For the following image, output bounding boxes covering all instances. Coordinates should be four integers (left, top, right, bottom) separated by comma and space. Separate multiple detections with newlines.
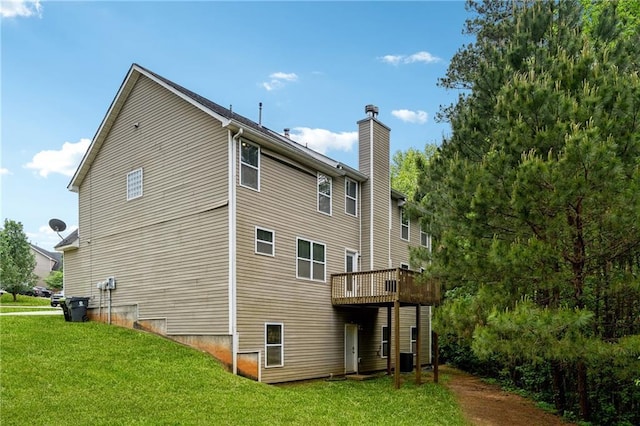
389, 204, 424, 270
360, 305, 432, 371
358, 117, 390, 271
236, 145, 361, 383
67, 74, 230, 334
358, 121, 372, 271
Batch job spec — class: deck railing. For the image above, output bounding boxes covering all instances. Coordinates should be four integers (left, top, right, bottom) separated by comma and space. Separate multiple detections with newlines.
331, 268, 440, 306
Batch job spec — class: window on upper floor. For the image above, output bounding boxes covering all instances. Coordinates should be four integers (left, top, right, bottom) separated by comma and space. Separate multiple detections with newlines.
345, 179, 357, 216
265, 323, 283, 368
420, 229, 432, 252
240, 140, 260, 190
318, 173, 332, 215
296, 238, 326, 282
400, 207, 409, 241
127, 168, 143, 201
381, 325, 389, 358
255, 227, 275, 256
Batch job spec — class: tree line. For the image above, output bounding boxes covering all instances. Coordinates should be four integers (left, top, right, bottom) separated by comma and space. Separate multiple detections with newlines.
393, 1, 640, 424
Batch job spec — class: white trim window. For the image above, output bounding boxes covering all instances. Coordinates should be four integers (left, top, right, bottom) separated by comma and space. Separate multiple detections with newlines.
317, 173, 332, 215
296, 238, 326, 282
410, 326, 417, 354
255, 227, 275, 256
127, 168, 143, 201
345, 179, 357, 216
240, 140, 260, 190
400, 263, 410, 270
400, 207, 409, 241
265, 323, 283, 368
420, 230, 432, 252
381, 325, 389, 358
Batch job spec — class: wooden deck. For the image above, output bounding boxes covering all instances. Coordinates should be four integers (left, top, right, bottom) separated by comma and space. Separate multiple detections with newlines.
331, 268, 440, 306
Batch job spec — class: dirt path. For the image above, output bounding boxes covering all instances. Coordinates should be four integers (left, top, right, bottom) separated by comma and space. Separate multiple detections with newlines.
439, 365, 575, 426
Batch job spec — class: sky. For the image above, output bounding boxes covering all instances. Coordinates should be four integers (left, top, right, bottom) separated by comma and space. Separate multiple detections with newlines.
1, 0, 472, 251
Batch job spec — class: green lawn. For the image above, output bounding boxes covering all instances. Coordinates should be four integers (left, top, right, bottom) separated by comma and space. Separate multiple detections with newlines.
0, 316, 467, 425
0, 293, 51, 306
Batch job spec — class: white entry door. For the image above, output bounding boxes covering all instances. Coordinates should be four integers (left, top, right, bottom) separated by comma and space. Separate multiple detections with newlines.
345, 324, 358, 374
345, 250, 358, 297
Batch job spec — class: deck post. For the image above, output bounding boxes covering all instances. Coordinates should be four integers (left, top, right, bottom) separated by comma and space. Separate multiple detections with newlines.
394, 299, 400, 389
416, 304, 421, 385
386, 306, 391, 375
433, 330, 439, 384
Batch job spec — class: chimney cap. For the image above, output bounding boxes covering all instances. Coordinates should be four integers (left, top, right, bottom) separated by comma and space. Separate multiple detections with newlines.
365, 104, 379, 118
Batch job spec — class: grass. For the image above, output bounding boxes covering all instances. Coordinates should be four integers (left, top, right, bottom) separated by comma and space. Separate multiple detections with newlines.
0, 307, 59, 313
0, 315, 467, 425
0, 293, 51, 306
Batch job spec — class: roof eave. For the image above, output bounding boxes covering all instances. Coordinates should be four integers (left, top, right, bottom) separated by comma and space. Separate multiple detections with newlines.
224, 120, 367, 181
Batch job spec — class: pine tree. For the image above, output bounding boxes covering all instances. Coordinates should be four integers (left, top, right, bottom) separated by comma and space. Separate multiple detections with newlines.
423, 1, 640, 422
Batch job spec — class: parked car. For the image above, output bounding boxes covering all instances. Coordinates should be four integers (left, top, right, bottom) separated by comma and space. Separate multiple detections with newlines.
33, 286, 52, 298
50, 291, 64, 307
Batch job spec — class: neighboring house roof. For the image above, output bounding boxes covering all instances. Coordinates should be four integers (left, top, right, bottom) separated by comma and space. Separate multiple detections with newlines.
30, 244, 63, 271
69, 64, 367, 192
54, 229, 79, 252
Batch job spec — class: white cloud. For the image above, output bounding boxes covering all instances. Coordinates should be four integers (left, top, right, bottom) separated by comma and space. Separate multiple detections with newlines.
269, 72, 298, 82
380, 55, 403, 66
379, 51, 441, 65
391, 109, 428, 124
262, 71, 298, 91
0, 0, 42, 18
406, 51, 440, 64
25, 138, 91, 177
289, 127, 358, 155
0, 168, 11, 175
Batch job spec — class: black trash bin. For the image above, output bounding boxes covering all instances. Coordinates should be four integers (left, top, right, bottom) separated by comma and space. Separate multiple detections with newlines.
59, 299, 71, 322
66, 297, 90, 322
400, 352, 414, 372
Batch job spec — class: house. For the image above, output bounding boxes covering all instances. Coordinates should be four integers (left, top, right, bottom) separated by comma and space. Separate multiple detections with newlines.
30, 244, 62, 287
56, 64, 440, 384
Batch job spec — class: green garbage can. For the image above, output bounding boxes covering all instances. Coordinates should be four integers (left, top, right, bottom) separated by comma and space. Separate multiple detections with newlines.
66, 297, 90, 322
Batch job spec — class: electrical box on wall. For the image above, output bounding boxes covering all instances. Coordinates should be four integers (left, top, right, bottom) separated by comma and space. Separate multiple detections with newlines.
106, 276, 116, 290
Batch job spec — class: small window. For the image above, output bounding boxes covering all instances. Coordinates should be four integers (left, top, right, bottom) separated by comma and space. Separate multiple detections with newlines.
421, 230, 432, 251
255, 227, 274, 256
345, 179, 357, 216
318, 174, 332, 215
410, 326, 417, 353
265, 323, 283, 368
400, 263, 410, 270
240, 140, 260, 190
400, 208, 409, 241
381, 325, 389, 358
297, 238, 326, 282
127, 168, 143, 200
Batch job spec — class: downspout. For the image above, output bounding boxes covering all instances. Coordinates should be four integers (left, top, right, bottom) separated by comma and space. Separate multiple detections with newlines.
229, 127, 243, 375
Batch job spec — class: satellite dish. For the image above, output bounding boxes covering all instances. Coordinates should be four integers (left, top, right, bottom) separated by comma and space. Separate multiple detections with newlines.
49, 218, 67, 232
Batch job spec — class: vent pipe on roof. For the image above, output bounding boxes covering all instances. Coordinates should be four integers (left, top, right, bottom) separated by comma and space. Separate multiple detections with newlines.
284, 128, 290, 138
365, 104, 379, 118
259, 102, 263, 126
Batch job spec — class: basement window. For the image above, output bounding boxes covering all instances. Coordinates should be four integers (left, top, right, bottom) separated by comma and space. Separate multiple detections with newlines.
381, 325, 389, 358
265, 323, 283, 368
